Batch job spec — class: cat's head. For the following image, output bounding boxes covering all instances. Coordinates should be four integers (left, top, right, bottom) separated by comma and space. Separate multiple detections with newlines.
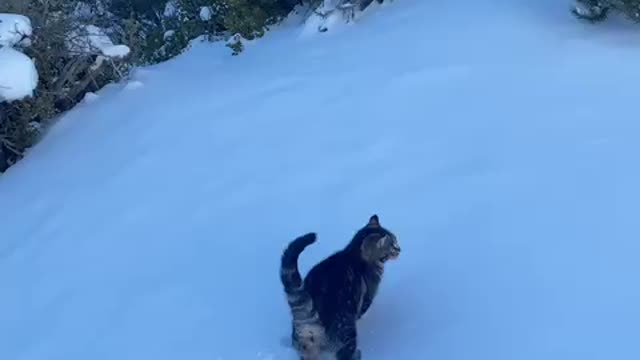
352, 215, 401, 264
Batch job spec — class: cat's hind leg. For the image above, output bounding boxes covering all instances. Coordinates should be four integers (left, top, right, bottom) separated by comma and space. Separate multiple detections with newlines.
334, 321, 360, 360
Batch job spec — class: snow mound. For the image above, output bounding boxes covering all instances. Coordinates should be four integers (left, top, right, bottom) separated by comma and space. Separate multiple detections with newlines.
68, 25, 130, 58
0, 13, 32, 47
82, 92, 99, 103
0, 46, 38, 102
124, 80, 144, 90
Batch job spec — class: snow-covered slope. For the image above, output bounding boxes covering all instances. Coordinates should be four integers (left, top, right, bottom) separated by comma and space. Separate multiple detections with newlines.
2, 0, 640, 359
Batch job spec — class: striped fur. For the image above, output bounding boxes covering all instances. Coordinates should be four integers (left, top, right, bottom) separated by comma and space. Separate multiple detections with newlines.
280, 232, 318, 321
280, 215, 400, 360
280, 233, 326, 359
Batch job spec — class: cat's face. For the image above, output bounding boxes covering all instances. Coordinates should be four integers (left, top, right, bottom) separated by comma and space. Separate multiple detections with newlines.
359, 215, 401, 264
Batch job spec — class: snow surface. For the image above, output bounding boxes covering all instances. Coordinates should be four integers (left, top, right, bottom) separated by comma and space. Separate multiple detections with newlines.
2, 0, 640, 359
0, 13, 32, 47
0, 46, 38, 102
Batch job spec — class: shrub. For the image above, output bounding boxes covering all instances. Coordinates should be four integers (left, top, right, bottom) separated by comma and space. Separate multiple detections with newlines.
0, 0, 130, 171
573, 0, 640, 22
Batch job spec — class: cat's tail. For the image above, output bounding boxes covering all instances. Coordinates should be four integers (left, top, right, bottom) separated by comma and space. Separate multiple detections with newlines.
280, 232, 319, 324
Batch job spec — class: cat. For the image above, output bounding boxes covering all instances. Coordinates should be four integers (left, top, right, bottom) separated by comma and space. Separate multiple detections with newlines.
280, 214, 401, 360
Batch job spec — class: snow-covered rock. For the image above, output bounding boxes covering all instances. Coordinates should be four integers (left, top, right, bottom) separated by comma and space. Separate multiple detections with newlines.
67, 25, 130, 58
0, 46, 38, 102
0, 13, 33, 47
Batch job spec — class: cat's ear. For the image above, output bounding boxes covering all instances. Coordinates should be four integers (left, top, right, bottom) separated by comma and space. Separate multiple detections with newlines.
367, 214, 380, 228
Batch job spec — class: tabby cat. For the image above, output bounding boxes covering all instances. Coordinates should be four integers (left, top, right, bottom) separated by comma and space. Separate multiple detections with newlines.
280, 215, 401, 360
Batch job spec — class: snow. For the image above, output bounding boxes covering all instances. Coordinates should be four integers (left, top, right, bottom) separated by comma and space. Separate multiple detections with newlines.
200, 6, 213, 21
0, 13, 37, 102
124, 80, 144, 90
0, 47, 38, 102
164, 1, 178, 17
68, 25, 131, 58
2, 0, 640, 359
101, 44, 130, 58
164, 30, 176, 40
82, 92, 99, 103
0, 13, 32, 47
72, 2, 94, 20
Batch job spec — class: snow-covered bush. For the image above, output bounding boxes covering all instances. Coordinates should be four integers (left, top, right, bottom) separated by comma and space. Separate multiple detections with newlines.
0, 12, 38, 171
572, 0, 640, 22
0, 1, 131, 171
0, 14, 37, 102
0, 13, 33, 47
305, 0, 385, 16
131, 0, 298, 62
300, 0, 387, 31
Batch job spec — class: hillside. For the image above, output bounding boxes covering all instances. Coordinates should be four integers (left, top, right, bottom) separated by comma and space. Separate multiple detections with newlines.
1, 1, 640, 359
